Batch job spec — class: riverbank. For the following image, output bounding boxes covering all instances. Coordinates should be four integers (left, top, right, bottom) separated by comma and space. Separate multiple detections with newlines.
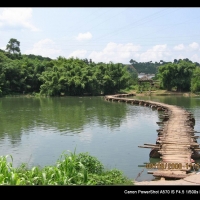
0, 153, 133, 185
125, 89, 199, 97
134, 172, 200, 185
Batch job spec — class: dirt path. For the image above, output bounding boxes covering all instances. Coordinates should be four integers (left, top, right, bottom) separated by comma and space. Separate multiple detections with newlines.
134, 173, 200, 185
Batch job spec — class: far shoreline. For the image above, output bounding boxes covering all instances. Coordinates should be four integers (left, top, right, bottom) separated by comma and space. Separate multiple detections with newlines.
1, 90, 199, 98
124, 89, 199, 97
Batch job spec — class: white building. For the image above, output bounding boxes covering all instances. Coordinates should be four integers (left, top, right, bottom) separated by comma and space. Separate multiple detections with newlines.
138, 73, 155, 79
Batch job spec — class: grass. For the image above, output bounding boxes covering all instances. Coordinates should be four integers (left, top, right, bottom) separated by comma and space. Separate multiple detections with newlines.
0, 151, 133, 185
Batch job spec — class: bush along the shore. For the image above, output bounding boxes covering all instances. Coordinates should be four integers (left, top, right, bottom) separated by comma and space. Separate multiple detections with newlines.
0, 152, 133, 185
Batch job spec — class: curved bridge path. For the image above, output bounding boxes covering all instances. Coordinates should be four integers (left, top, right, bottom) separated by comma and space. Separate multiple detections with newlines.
104, 93, 200, 180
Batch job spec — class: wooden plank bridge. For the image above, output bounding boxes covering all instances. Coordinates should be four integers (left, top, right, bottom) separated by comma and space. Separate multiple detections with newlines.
104, 93, 200, 180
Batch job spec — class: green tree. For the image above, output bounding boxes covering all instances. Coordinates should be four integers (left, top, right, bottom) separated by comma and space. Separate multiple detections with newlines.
126, 65, 138, 84
129, 61, 158, 74
94, 62, 131, 95
6, 38, 21, 54
173, 59, 178, 64
191, 67, 200, 93
129, 59, 137, 64
158, 60, 195, 91
39, 57, 94, 96
0, 49, 52, 95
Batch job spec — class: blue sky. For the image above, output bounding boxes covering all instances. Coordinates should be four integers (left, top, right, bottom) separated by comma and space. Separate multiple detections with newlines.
0, 7, 200, 63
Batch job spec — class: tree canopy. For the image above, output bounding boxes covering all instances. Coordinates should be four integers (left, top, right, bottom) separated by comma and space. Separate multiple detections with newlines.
157, 59, 196, 92
191, 67, 200, 93
6, 38, 21, 54
38, 59, 131, 96
0, 49, 132, 96
129, 60, 160, 74
1, 39, 200, 96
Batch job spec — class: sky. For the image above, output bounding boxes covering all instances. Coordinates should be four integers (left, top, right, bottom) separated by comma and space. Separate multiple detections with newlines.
0, 7, 200, 64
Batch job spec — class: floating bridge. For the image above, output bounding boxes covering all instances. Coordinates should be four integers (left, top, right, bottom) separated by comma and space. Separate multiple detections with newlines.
104, 93, 200, 179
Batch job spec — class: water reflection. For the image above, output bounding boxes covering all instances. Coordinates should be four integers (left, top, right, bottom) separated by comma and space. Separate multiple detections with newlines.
0, 95, 199, 181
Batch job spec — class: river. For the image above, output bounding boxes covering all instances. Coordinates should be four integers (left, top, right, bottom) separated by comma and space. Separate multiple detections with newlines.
0, 95, 199, 182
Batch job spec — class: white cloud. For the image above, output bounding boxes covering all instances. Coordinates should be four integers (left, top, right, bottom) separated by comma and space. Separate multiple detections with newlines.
176, 54, 185, 60
75, 32, 92, 41
68, 50, 87, 59
0, 46, 6, 50
139, 44, 170, 62
0, 8, 39, 31
89, 42, 141, 63
78, 130, 93, 143
191, 54, 200, 63
189, 42, 199, 50
174, 44, 185, 51
25, 39, 61, 58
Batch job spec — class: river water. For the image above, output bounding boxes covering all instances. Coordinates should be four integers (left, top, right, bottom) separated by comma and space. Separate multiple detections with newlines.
0, 95, 199, 182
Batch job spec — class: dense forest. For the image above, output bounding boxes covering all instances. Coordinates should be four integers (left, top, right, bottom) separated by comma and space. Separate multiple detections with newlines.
129, 59, 160, 74
129, 58, 200, 93
1, 38, 200, 97
129, 58, 200, 75
0, 39, 136, 96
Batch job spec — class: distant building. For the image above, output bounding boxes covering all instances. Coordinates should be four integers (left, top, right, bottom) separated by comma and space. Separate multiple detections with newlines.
138, 73, 155, 79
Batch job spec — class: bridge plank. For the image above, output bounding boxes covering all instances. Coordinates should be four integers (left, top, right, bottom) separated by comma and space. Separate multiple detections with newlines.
105, 94, 200, 180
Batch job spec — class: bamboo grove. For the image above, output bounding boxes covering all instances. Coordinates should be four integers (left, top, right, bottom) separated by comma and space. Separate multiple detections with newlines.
157, 59, 200, 92
1, 47, 200, 96
0, 50, 132, 97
